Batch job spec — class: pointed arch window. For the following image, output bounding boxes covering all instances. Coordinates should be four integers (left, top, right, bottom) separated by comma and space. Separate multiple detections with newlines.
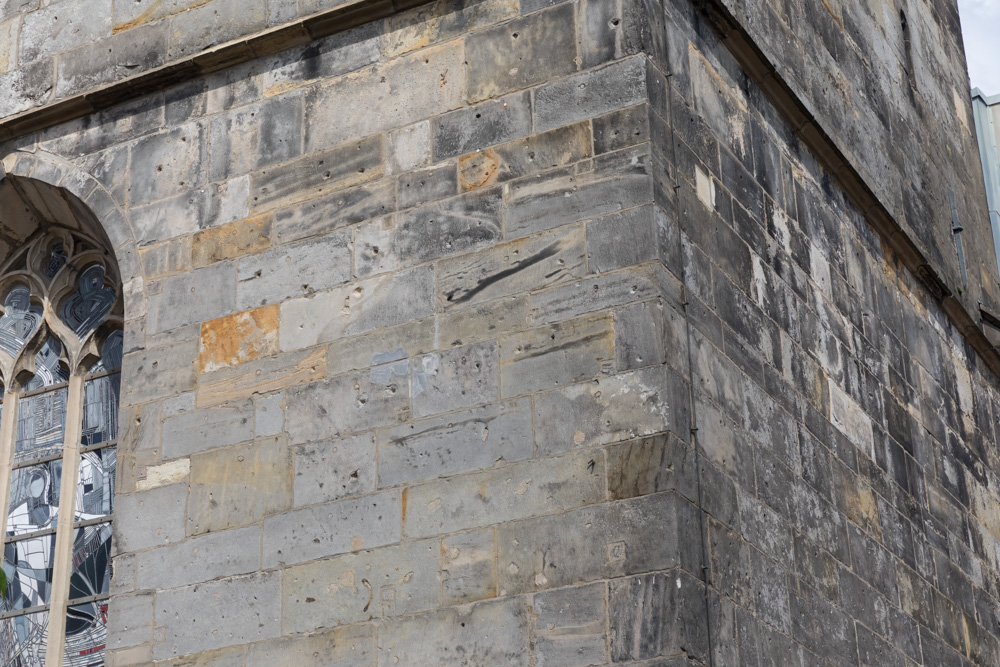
0, 228, 122, 667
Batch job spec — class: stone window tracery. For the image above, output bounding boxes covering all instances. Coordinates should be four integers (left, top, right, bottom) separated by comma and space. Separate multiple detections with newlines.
0, 228, 122, 667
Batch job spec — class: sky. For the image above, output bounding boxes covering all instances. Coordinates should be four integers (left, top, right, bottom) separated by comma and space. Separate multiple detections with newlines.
958, 0, 1000, 95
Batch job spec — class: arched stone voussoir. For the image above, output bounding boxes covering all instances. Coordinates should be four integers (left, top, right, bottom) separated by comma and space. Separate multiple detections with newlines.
0, 149, 140, 285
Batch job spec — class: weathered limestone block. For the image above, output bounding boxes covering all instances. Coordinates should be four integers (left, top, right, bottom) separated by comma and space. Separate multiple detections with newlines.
303, 42, 464, 152
497, 493, 700, 595
192, 214, 272, 267
465, 3, 577, 103
250, 134, 384, 212
533, 55, 650, 132
397, 162, 458, 210
433, 91, 532, 160
292, 432, 377, 506
236, 232, 352, 310
197, 347, 326, 408
154, 572, 281, 659
146, 261, 236, 334
377, 597, 529, 666
410, 340, 499, 418
279, 266, 435, 351
285, 367, 412, 443
262, 490, 402, 568
325, 317, 436, 377
134, 525, 260, 591
438, 226, 587, 307
245, 624, 375, 667
377, 398, 532, 487
609, 570, 709, 662
162, 400, 255, 459
186, 437, 293, 535
402, 449, 606, 538
273, 177, 395, 244
128, 122, 207, 207
55, 22, 167, 97
167, 0, 267, 59
115, 484, 188, 552
533, 582, 608, 667
384, 0, 518, 58
498, 313, 614, 397
354, 188, 502, 278
121, 340, 198, 406
533, 364, 689, 454
19, 0, 110, 63
199, 305, 279, 373
105, 592, 154, 652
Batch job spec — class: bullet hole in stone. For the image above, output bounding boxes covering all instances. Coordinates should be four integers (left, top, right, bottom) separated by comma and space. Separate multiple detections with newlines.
350, 470, 359, 479
151, 361, 158, 369
611, 18, 620, 26
323, 171, 331, 180
254, 270, 262, 278
475, 113, 481, 119
156, 165, 163, 172
511, 33, 518, 39
372, 246, 380, 255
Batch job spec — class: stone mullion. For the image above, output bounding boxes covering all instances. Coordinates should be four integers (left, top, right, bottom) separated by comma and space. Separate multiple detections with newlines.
0, 390, 19, 577
45, 373, 85, 667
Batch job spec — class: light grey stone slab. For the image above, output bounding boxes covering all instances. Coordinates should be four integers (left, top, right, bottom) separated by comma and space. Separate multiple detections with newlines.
146, 262, 236, 334
262, 490, 401, 568
236, 232, 351, 310
293, 432, 377, 507
245, 624, 375, 667
411, 340, 499, 418
19, 0, 111, 63
106, 592, 154, 651
162, 400, 254, 459
135, 525, 260, 591
377, 398, 532, 487
402, 449, 605, 538
154, 572, 281, 659
115, 484, 188, 553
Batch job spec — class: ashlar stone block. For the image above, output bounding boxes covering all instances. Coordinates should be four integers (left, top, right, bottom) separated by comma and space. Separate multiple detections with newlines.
411, 340, 499, 418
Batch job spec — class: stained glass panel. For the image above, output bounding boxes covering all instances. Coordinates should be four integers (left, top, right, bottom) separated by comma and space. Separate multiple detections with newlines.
59, 267, 114, 338
63, 601, 105, 667
15, 389, 67, 465
3, 533, 56, 610
0, 286, 41, 360
7, 463, 61, 537
76, 450, 114, 519
86, 333, 122, 377
0, 609, 47, 667
22, 339, 69, 393
68, 523, 111, 603
80, 375, 119, 447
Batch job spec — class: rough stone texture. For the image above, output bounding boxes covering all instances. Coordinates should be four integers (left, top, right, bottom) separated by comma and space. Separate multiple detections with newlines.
0, 0, 996, 664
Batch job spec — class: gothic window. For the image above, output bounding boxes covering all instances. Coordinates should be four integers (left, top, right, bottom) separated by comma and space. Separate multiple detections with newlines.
0, 228, 122, 667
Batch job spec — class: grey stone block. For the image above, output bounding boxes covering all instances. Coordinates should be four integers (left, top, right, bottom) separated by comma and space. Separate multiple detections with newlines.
397, 162, 458, 210
167, 0, 267, 59
534, 56, 648, 132
134, 525, 260, 591
250, 134, 383, 212
606, 433, 697, 502
154, 572, 280, 659
498, 492, 699, 594
411, 340, 499, 418
609, 570, 709, 663
377, 398, 533, 487
146, 262, 236, 334
587, 204, 662, 273
432, 91, 532, 159
377, 598, 529, 666
128, 122, 207, 207
245, 624, 375, 667
506, 155, 652, 240
403, 449, 605, 538
615, 299, 667, 370
285, 366, 412, 442
162, 400, 254, 459
55, 22, 167, 98
293, 432, 377, 506
262, 490, 401, 567
19, 0, 111, 63
258, 22, 381, 92
279, 265, 435, 352
465, 3, 577, 103
121, 341, 198, 406
236, 232, 351, 310
273, 177, 395, 245
533, 582, 608, 667
303, 42, 464, 152
438, 226, 587, 308
208, 92, 304, 182
129, 187, 208, 245
106, 592, 154, 651
533, 364, 689, 454
499, 313, 614, 397
115, 484, 188, 552
354, 188, 502, 278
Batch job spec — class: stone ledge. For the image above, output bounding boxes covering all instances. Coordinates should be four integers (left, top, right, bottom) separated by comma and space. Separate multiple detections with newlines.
0, 0, 434, 142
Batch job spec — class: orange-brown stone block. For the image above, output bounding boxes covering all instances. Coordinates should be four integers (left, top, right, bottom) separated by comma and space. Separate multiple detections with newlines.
192, 214, 272, 267
200, 304, 279, 373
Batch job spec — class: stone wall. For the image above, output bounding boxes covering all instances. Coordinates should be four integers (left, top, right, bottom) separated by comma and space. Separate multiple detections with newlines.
1, 0, 999, 665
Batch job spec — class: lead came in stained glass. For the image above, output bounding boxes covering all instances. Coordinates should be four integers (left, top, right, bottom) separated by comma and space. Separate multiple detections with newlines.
80, 375, 119, 448
0, 288, 41, 360
59, 268, 114, 338
8, 463, 61, 536
22, 340, 69, 394
63, 602, 105, 667
15, 389, 67, 464
3, 532, 56, 611
76, 451, 114, 519
0, 609, 48, 667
